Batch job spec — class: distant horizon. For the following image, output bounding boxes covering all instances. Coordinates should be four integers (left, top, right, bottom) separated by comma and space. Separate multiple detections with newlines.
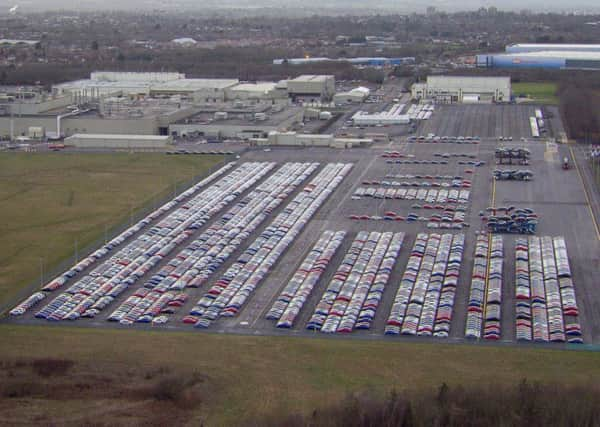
1, 0, 600, 14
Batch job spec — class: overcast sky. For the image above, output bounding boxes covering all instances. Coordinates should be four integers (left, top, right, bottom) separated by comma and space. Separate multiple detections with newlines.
1, 0, 600, 13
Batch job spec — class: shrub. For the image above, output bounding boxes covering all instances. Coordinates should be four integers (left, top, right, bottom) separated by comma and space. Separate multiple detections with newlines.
31, 358, 74, 377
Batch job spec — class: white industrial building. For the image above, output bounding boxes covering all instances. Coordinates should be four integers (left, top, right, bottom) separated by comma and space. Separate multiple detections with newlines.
151, 79, 239, 102
333, 87, 371, 104
168, 105, 304, 140
65, 133, 172, 149
287, 75, 336, 100
224, 82, 289, 102
53, 72, 239, 103
250, 131, 371, 148
411, 76, 511, 103
352, 103, 410, 125
505, 43, 600, 54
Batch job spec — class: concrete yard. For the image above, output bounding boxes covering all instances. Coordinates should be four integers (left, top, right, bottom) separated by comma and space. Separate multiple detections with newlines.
5, 103, 600, 348
417, 104, 549, 139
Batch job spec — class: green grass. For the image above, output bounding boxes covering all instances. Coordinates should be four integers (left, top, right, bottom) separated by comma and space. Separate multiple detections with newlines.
512, 82, 559, 105
0, 152, 224, 307
1, 325, 600, 426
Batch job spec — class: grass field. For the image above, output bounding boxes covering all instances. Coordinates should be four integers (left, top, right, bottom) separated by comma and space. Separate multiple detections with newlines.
0, 153, 224, 308
512, 82, 559, 105
1, 325, 600, 426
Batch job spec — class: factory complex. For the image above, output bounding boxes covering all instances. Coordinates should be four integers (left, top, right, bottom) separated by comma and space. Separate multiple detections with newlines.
0, 72, 338, 144
411, 76, 511, 104
0, 72, 516, 148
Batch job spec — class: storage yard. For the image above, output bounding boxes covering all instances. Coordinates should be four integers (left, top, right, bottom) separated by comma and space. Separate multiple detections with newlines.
5, 100, 599, 348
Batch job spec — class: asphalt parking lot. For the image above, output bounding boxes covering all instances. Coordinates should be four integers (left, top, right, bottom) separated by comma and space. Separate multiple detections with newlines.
5, 104, 600, 348
417, 104, 552, 140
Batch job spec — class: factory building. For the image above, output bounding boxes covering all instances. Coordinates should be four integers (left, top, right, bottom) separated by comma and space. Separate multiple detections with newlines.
477, 51, 600, 70
287, 75, 336, 101
505, 44, 600, 54
411, 76, 511, 103
151, 79, 239, 102
273, 57, 415, 66
0, 96, 200, 139
64, 134, 172, 149
53, 72, 239, 103
168, 104, 304, 140
250, 131, 371, 149
477, 44, 600, 70
224, 82, 289, 102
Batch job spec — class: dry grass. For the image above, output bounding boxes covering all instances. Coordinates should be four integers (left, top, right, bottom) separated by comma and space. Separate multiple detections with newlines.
0, 152, 224, 307
1, 325, 600, 426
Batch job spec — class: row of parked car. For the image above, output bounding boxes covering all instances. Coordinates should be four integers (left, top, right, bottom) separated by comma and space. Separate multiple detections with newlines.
307, 232, 404, 333
267, 230, 346, 328
190, 163, 353, 328
465, 234, 503, 339
553, 237, 583, 343
515, 237, 533, 341
348, 212, 466, 229
433, 152, 479, 159
385, 159, 449, 165
106, 163, 319, 324
385, 174, 466, 181
353, 188, 471, 204
9, 292, 47, 316
361, 179, 472, 190
522, 236, 581, 343
40, 162, 237, 295
107, 289, 188, 324
385, 233, 465, 337
408, 135, 481, 144
483, 236, 504, 340
29, 162, 275, 321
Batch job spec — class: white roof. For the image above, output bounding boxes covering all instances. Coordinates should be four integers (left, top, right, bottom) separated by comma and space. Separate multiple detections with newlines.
55, 76, 239, 94
151, 78, 239, 92
290, 75, 333, 82
172, 38, 197, 44
507, 43, 600, 52
66, 134, 170, 141
351, 86, 370, 94
0, 39, 38, 45
427, 75, 510, 89
231, 82, 277, 93
53, 79, 151, 95
498, 51, 600, 60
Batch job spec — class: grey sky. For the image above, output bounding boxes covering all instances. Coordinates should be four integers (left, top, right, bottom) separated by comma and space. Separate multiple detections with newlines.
1, 0, 599, 13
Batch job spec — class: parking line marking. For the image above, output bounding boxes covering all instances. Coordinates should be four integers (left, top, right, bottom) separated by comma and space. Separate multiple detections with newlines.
570, 147, 600, 241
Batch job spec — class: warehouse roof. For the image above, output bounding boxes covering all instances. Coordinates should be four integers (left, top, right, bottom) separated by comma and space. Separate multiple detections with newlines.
55, 78, 239, 94
427, 75, 511, 88
0, 39, 38, 45
289, 75, 333, 83
151, 78, 239, 92
66, 134, 170, 141
496, 51, 600, 60
230, 82, 278, 93
507, 43, 600, 52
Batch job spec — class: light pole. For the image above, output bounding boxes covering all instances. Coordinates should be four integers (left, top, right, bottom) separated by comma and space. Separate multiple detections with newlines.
39, 257, 44, 287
